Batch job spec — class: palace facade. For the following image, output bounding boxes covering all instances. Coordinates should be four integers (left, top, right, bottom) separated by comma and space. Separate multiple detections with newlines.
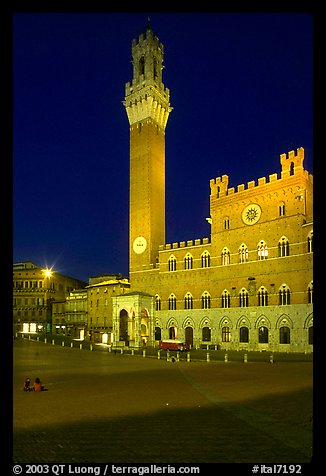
112, 24, 313, 353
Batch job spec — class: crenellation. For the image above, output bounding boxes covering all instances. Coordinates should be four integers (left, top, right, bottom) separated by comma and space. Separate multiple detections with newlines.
280, 147, 304, 178
161, 238, 211, 252
269, 173, 278, 182
247, 180, 255, 189
210, 148, 309, 202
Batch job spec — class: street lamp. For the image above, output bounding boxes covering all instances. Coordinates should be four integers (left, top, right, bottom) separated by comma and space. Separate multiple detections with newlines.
42, 268, 54, 333
43, 268, 53, 279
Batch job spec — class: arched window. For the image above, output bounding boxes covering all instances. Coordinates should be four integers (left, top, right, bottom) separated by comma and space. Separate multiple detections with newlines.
258, 326, 269, 343
224, 217, 230, 230
168, 294, 177, 310
168, 255, 177, 271
201, 251, 210, 268
239, 288, 249, 307
279, 236, 289, 257
279, 201, 286, 216
155, 295, 161, 311
221, 247, 230, 266
308, 282, 313, 304
239, 244, 249, 263
202, 327, 211, 342
184, 292, 193, 310
258, 287, 268, 306
184, 253, 193, 270
201, 291, 211, 309
279, 326, 290, 344
257, 240, 268, 260
279, 285, 291, 305
307, 231, 313, 253
222, 326, 231, 342
239, 327, 249, 343
221, 290, 230, 308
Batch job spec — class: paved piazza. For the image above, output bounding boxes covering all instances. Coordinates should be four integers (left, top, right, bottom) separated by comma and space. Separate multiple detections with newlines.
13, 339, 313, 464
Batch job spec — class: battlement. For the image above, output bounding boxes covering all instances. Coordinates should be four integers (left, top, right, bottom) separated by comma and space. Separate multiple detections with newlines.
159, 237, 210, 252
132, 26, 164, 52
210, 148, 312, 198
280, 147, 304, 178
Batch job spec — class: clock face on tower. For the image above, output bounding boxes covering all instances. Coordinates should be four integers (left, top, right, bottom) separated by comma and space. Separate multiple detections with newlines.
133, 236, 147, 254
241, 203, 262, 225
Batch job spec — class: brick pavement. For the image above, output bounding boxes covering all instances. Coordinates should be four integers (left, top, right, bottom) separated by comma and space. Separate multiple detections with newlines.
13, 339, 313, 464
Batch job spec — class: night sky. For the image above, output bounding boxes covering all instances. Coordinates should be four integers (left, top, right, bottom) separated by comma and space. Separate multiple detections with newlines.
13, 11, 313, 283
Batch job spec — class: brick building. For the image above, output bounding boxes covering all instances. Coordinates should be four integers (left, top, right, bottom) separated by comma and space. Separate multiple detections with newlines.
112, 24, 313, 352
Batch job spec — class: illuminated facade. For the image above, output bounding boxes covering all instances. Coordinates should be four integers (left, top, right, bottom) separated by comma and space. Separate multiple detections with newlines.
113, 24, 313, 352
13, 261, 86, 334
86, 274, 130, 343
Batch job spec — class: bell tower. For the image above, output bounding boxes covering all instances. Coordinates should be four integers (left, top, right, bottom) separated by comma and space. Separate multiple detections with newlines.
124, 23, 172, 274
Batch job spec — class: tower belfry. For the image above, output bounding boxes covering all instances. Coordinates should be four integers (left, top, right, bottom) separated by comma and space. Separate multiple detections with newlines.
124, 24, 172, 274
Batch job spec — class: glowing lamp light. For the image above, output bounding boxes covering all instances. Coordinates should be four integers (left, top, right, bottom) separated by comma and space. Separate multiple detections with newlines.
43, 268, 53, 278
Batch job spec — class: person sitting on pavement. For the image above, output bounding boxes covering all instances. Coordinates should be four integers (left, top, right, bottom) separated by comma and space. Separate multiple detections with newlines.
23, 377, 31, 392
33, 377, 47, 392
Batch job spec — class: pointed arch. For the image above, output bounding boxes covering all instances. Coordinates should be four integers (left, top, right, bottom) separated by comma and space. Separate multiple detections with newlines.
184, 252, 193, 270
168, 254, 177, 271
221, 247, 230, 265
201, 290, 211, 309
257, 240, 268, 260
182, 316, 195, 329
184, 292, 193, 309
279, 236, 290, 257
201, 250, 210, 268
275, 313, 293, 329
239, 243, 248, 263
168, 293, 177, 310
236, 315, 251, 329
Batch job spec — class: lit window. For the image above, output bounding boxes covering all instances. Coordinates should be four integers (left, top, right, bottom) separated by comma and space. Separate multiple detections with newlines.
279, 202, 286, 216
308, 282, 313, 304
257, 241, 268, 260
221, 247, 230, 266
222, 326, 231, 342
239, 244, 248, 263
307, 231, 313, 253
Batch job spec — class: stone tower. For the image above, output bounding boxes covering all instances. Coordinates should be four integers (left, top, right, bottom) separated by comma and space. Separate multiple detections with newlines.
124, 23, 172, 274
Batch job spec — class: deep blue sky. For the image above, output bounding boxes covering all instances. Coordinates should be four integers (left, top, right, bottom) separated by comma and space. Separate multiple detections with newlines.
13, 12, 313, 283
